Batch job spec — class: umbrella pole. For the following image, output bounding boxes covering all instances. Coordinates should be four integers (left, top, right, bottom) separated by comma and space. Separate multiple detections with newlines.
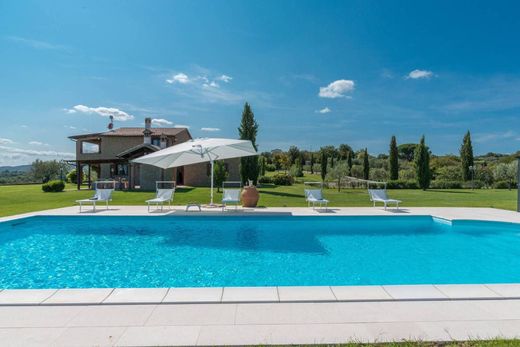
210, 158, 214, 205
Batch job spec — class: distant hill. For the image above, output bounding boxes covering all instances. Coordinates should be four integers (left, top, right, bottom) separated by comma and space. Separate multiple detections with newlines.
0, 165, 32, 173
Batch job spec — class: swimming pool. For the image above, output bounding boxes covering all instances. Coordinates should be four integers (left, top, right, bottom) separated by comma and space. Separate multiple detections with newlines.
1, 215, 520, 289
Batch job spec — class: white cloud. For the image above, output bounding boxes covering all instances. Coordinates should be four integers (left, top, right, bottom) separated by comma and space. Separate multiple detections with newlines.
0, 145, 74, 158
174, 124, 190, 129
474, 130, 517, 143
66, 105, 134, 121
406, 69, 433, 79
166, 73, 190, 84
316, 107, 331, 114
5, 36, 67, 51
203, 81, 220, 89
151, 118, 173, 126
0, 138, 14, 145
64, 125, 77, 130
319, 80, 355, 98
217, 75, 232, 83
201, 127, 221, 132
29, 141, 49, 146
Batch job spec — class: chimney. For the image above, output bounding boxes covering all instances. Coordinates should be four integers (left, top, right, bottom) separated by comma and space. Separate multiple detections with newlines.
143, 117, 152, 144
160, 135, 167, 149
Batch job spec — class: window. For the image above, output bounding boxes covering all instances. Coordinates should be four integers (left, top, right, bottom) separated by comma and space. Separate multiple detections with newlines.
81, 141, 100, 154
116, 164, 128, 176
151, 137, 160, 146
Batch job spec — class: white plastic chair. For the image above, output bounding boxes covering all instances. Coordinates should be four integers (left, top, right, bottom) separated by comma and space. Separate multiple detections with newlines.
304, 189, 329, 211
368, 189, 401, 210
146, 188, 175, 212
76, 188, 114, 212
222, 189, 241, 211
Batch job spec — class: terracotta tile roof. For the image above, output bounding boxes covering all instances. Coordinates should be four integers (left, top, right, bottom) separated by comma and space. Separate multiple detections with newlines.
69, 127, 189, 140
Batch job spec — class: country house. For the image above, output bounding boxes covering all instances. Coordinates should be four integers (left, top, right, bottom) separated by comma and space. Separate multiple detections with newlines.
68, 118, 240, 190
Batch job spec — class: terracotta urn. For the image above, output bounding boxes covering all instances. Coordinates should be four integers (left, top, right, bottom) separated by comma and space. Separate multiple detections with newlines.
241, 185, 259, 207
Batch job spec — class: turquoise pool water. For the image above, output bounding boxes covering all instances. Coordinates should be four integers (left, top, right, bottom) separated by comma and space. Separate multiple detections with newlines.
1, 215, 520, 289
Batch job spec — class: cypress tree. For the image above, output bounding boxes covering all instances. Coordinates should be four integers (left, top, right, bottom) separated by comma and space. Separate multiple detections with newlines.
310, 153, 314, 174
238, 102, 260, 185
389, 135, 399, 180
414, 135, 431, 190
330, 156, 334, 168
320, 152, 327, 182
346, 151, 353, 175
460, 130, 474, 181
362, 148, 370, 180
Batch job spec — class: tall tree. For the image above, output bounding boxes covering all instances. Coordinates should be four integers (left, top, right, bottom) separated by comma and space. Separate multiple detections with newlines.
338, 144, 353, 160
414, 135, 431, 190
362, 148, 370, 180
330, 156, 334, 168
320, 152, 327, 182
460, 130, 474, 181
238, 102, 260, 185
326, 161, 349, 192
213, 160, 228, 192
346, 151, 353, 174
287, 145, 300, 166
389, 135, 399, 180
259, 156, 266, 176
310, 153, 314, 174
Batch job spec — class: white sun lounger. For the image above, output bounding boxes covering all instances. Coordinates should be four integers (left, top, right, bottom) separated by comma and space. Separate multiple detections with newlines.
304, 189, 329, 211
222, 189, 241, 211
146, 188, 175, 212
76, 189, 114, 212
368, 189, 401, 210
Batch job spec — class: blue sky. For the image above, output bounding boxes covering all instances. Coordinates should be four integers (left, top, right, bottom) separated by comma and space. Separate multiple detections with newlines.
1, 0, 520, 165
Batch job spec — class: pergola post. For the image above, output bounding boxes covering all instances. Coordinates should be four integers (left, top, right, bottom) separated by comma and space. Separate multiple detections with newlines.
88, 164, 92, 190
77, 161, 81, 190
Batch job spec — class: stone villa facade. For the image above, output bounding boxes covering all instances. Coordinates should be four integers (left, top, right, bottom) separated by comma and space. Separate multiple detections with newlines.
69, 118, 240, 190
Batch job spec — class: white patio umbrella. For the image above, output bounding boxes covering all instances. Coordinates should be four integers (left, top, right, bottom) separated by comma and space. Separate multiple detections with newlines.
132, 138, 257, 205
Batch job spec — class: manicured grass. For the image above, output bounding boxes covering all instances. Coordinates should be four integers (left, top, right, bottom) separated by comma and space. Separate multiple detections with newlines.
0, 179, 517, 217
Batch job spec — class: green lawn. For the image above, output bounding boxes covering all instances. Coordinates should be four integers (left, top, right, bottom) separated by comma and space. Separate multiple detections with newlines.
0, 179, 517, 217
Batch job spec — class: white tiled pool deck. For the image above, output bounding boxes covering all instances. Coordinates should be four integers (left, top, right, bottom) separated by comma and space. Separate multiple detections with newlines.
2, 205, 520, 345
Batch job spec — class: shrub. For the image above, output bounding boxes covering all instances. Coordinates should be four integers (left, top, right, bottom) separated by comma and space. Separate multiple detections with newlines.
494, 180, 514, 189
265, 164, 276, 172
272, 173, 293, 186
258, 175, 273, 184
462, 180, 484, 189
386, 180, 418, 189
289, 164, 303, 177
430, 180, 462, 189
42, 180, 65, 192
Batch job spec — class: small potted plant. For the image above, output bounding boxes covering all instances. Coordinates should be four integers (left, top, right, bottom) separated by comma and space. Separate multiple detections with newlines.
241, 180, 259, 207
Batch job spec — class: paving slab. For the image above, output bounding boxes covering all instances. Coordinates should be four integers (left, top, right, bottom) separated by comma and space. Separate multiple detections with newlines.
331, 285, 392, 301
485, 284, 520, 298
116, 325, 201, 346
435, 284, 501, 299
222, 286, 278, 302
102, 288, 168, 304
0, 305, 84, 328
145, 303, 237, 326
163, 287, 223, 303
0, 327, 66, 346
44, 288, 114, 305
383, 285, 448, 300
67, 304, 155, 327
0, 289, 57, 305
53, 326, 126, 346
278, 286, 336, 302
